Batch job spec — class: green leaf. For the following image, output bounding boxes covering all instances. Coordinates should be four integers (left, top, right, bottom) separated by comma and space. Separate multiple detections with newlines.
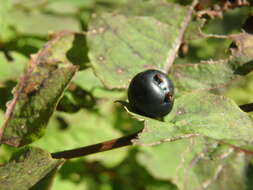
133, 92, 253, 151
73, 68, 126, 100
169, 33, 253, 94
0, 0, 14, 41
45, 0, 93, 14
0, 32, 82, 147
225, 72, 253, 105
0, 52, 27, 83
52, 155, 177, 190
73, 68, 104, 92
118, 0, 188, 26
10, 0, 47, 9
168, 22, 253, 95
0, 146, 64, 190
169, 59, 237, 94
8, 10, 80, 36
137, 137, 249, 190
87, 1, 192, 88
30, 167, 59, 190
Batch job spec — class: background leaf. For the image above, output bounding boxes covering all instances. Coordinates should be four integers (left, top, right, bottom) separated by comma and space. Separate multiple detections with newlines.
226, 72, 253, 104
0, 0, 14, 42
0, 146, 64, 190
0, 1, 81, 42
8, 10, 80, 36
0, 52, 27, 83
34, 109, 129, 167
73, 68, 104, 92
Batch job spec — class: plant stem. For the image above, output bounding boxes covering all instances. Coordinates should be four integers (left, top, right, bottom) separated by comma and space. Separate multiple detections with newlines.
51, 131, 140, 159
239, 103, 253, 112
51, 102, 253, 159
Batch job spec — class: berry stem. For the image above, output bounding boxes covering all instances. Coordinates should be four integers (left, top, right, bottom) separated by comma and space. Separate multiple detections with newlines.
51, 130, 140, 159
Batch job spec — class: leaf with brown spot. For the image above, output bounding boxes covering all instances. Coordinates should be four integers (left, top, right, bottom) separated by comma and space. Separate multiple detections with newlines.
87, 0, 196, 89
0, 32, 89, 147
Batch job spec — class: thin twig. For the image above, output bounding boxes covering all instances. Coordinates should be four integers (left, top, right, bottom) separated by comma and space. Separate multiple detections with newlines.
51, 131, 140, 159
198, 28, 228, 39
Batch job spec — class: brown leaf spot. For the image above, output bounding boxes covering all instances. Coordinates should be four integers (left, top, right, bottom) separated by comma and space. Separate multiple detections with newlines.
117, 67, 127, 74
97, 55, 105, 63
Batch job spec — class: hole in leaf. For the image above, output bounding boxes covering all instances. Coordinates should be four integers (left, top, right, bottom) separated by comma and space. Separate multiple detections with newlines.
56, 116, 69, 130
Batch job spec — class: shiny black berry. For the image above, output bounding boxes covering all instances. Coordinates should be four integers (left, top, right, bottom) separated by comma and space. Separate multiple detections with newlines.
128, 69, 174, 118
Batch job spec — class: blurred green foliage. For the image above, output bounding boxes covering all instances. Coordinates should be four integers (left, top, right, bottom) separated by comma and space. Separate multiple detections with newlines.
0, 0, 252, 190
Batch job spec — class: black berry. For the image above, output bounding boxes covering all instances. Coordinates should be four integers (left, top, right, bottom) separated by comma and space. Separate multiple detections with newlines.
128, 69, 174, 118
